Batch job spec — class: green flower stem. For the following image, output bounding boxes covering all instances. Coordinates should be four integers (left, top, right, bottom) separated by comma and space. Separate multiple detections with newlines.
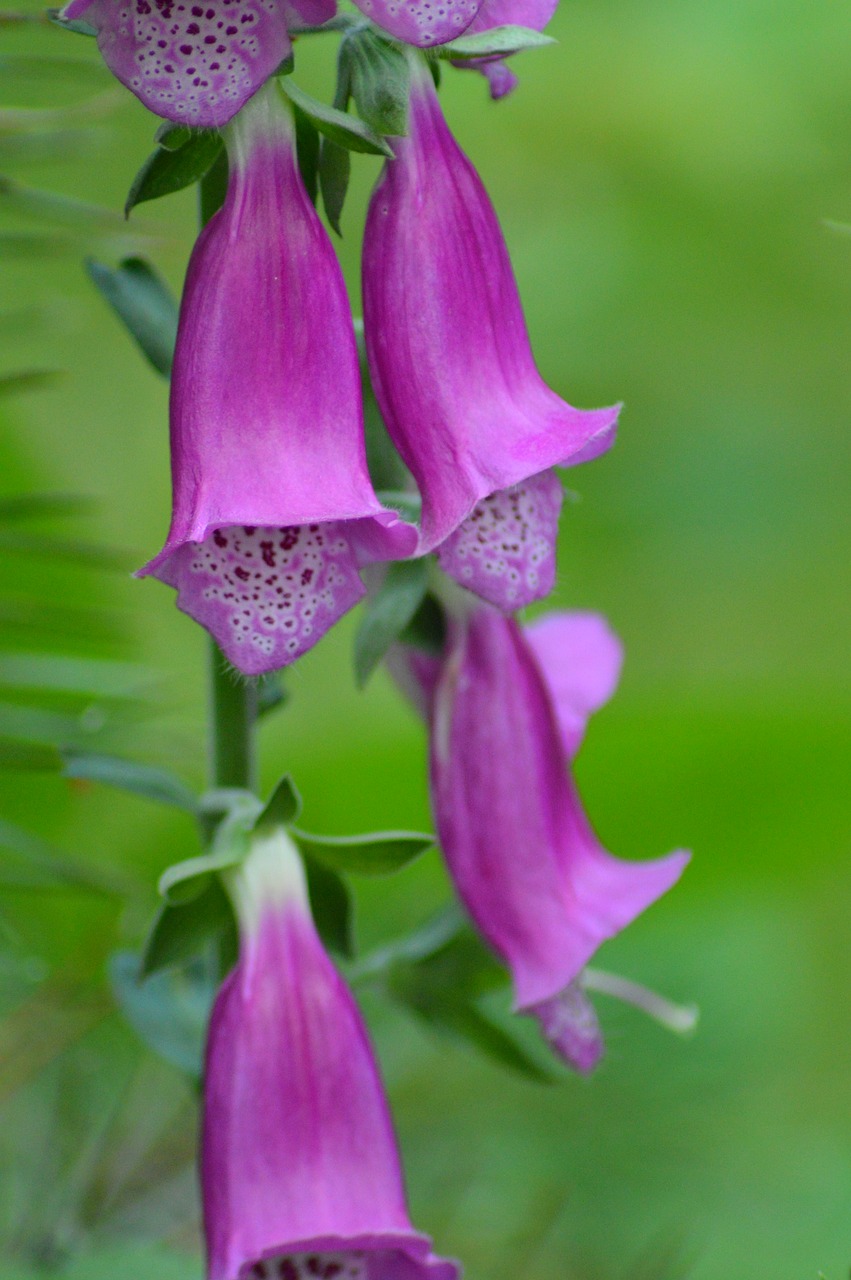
207, 645, 258, 790
199, 157, 258, 794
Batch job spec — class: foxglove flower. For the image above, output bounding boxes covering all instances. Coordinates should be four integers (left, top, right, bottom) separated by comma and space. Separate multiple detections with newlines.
395, 605, 688, 1070
60, 0, 335, 127
363, 57, 619, 613
204, 827, 458, 1280
138, 83, 415, 674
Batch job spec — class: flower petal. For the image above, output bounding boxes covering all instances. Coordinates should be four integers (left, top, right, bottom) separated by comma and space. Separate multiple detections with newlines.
348, 0, 484, 48
527, 981, 603, 1074
204, 832, 458, 1280
156, 522, 366, 675
524, 611, 623, 757
430, 608, 687, 1011
72, 0, 292, 127
363, 58, 618, 558
436, 469, 562, 611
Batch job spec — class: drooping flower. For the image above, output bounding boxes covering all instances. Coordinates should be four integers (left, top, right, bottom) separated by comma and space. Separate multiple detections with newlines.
137, 81, 415, 674
60, 0, 335, 128
203, 826, 458, 1280
362, 56, 619, 614
393, 604, 688, 1070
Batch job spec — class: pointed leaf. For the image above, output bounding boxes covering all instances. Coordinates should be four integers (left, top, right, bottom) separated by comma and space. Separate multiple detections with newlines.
254, 772, 302, 832
62, 751, 197, 812
279, 79, 393, 156
290, 828, 432, 875
304, 856, 354, 958
388, 962, 552, 1082
354, 559, 430, 688
86, 257, 178, 378
399, 592, 447, 656
125, 131, 223, 216
141, 877, 237, 977
441, 24, 555, 59
318, 136, 350, 235
293, 105, 320, 205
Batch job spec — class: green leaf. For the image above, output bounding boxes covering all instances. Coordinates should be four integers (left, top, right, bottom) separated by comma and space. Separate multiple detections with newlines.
86, 256, 178, 378
304, 856, 354, 957
0, 736, 61, 771
153, 121, 192, 151
354, 559, 430, 687
440, 23, 555, 59
109, 950, 215, 1078
290, 828, 432, 875
141, 876, 237, 977
344, 28, 410, 137
254, 773, 302, 831
399, 592, 447, 656
62, 751, 197, 812
125, 131, 223, 216
318, 136, 350, 236
279, 79, 393, 156
387, 949, 552, 1082
293, 105, 320, 205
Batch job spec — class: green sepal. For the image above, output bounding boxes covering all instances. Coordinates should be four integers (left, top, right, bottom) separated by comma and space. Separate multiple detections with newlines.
318, 136, 350, 235
290, 827, 432, 875
141, 875, 237, 978
279, 78, 394, 157
86, 256, 178, 378
157, 847, 245, 905
439, 24, 555, 59
354, 559, 430, 688
305, 856, 354, 957
62, 749, 197, 812
254, 773, 302, 832
398, 592, 447, 656
46, 8, 97, 36
344, 27, 410, 137
125, 130, 223, 216
293, 105, 320, 205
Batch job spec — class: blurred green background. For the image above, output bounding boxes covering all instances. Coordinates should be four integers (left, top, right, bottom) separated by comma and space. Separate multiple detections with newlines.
1, 0, 850, 1276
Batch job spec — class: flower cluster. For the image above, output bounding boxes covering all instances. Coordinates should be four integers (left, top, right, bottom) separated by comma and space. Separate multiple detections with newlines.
66, 0, 690, 1274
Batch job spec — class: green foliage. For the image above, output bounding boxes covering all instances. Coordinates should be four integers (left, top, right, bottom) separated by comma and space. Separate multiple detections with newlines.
255, 772, 302, 830
124, 130, 223, 217
290, 827, 433, 875
86, 257, 178, 378
354, 559, 430, 687
278, 78, 393, 156
110, 950, 214, 1078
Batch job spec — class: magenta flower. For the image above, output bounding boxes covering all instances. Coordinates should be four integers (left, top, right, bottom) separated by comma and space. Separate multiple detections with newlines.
137, 83, 415, 674
203, 828, 458, 1280
396, 605, 688, 1070
60, 0, 335, 127
362, 58, 619, 613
